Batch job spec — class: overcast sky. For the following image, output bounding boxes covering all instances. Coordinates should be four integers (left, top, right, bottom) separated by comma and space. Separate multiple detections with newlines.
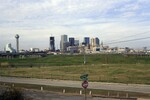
0, 0, 150, 50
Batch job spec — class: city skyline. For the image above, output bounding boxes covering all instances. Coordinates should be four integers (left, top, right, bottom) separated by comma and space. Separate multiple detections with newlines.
0, 0, 150, 50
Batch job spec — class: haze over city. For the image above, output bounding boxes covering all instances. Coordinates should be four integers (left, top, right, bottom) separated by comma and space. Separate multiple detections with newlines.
0, 0, 150, 50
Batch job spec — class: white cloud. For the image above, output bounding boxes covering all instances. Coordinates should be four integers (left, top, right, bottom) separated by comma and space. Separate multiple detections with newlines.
141, 12, 150, 16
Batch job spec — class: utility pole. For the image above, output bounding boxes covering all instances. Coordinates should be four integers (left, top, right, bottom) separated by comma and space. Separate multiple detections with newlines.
85, 88, 87, 100
83, 45, 86, 64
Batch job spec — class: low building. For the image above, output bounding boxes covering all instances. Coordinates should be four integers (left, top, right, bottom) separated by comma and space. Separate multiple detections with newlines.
67, 46, 79, 54
30, 48, 40, 52
117, 48, 126, 53
91, 47, 101, 53
4, 43, 16, 53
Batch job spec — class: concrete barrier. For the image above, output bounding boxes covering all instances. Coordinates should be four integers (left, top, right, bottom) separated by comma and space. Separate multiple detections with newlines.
41, 86, 43, 91
80, 90, 82, 95
63, 89, 65, 93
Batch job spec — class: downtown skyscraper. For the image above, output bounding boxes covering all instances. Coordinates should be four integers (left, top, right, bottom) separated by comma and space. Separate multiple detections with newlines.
84, 37, 90, 46
60, 35, 69, 52
91, 37, 100, 47
69, 37, 75, 46
49, 36, 55, 51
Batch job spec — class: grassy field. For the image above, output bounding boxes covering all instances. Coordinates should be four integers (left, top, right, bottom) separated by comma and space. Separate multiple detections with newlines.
0, 64, 150, 84
0, 54, 150, 66
0, 54, 150, 84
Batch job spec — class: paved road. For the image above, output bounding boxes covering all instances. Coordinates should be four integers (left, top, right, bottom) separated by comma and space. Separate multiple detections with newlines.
0, 76, 150, 94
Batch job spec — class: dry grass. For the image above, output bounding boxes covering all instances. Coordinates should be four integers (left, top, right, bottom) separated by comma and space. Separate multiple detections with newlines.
0, 64, 150, 84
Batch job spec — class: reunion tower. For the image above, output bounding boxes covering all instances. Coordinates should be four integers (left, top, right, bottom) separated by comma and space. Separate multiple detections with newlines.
15, 34, 19, 53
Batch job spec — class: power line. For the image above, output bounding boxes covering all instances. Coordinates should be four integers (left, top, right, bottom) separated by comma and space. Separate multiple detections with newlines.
105, 31, 150, 43
105, 36, 150, 45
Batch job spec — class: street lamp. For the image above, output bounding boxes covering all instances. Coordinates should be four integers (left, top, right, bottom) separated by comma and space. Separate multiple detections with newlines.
82, 44, 86, 64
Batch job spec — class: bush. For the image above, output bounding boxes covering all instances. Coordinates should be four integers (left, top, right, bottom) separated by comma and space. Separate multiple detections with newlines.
0, 62, 10, 68
0, 88, 24, 100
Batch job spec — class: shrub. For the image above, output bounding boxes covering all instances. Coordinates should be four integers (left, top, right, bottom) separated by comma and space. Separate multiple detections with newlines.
0, 62, 10, 68
0, 88, 24, 100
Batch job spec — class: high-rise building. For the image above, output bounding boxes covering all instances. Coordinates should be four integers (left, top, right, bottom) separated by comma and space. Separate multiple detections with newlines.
69, 37, 75, 46
49, 36, 55, 51
91, 38, 95, 47
74, 39, 79, 46
60, 35, 69, 52
91, 37, 100, 47
61, 34, 68, 42
95, 37, 100, 46
84, 37, 90, 46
